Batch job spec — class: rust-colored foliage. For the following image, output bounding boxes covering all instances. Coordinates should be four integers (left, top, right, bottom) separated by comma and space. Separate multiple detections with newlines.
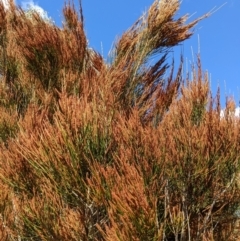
0, 0, 239, 240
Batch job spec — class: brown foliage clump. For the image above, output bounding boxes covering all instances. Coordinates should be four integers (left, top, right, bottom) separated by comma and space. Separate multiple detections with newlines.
0, 0, 239, 240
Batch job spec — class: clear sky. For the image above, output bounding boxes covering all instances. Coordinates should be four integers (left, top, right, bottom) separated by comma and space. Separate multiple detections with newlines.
3, 0, 240, 108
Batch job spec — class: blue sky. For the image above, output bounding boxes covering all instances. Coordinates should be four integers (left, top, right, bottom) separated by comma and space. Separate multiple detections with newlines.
3, 0, 240, 109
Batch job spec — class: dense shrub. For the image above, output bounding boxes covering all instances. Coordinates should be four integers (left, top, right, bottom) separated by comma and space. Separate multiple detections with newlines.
0, 0, 239, 240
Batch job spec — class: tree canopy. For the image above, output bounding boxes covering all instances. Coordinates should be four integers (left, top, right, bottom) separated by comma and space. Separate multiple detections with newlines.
0, 0, 239, 240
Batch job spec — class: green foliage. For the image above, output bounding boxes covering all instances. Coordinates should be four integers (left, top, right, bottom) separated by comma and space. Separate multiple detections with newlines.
0, 118, 18, 142
27, 45, 60, 91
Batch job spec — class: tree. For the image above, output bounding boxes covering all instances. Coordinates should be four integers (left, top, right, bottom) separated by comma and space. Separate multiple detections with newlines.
0, 0, 239, 240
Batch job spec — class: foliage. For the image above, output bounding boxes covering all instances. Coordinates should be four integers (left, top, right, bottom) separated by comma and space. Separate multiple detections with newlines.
0, 0, 239, 240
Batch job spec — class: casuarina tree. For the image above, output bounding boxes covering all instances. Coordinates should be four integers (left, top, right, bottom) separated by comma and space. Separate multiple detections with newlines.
0, 0, 239, 240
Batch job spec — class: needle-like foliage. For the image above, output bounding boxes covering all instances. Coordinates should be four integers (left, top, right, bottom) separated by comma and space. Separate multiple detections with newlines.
0, 0, 239, 240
